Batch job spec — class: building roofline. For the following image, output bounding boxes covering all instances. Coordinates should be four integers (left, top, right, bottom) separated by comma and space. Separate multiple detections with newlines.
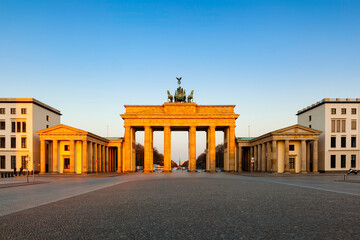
296, 98, 360, 115
0, 98, 61, 115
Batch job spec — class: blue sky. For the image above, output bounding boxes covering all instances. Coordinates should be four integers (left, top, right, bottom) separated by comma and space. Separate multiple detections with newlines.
1, 0, 359, 161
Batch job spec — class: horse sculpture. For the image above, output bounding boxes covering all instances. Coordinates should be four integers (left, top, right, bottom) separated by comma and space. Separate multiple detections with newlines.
187, 90, 194, 102
167, 90, 173, 103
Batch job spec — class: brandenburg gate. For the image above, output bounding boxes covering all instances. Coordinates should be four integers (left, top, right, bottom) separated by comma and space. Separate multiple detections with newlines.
121, 78, 239, 173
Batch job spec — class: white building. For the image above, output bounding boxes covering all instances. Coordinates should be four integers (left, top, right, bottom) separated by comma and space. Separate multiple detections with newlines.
0, 98, 61, 172
297, 98, 359, 172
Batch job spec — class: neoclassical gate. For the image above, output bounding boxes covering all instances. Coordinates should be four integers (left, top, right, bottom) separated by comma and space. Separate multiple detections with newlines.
121, 103, 239, 172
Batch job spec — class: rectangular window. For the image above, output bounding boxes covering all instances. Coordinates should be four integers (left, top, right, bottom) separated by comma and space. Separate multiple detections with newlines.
331, 108, 336, 114
11, 108, 16, 114
0, 108, 5, 114
351, 108, 357, 114
309, 115, 312, 121
351, 119, 356, 130
11, 137, 16, 148
289, 145, 295, 151
22, 122, 26, 132
46, 125, 49, 128
64, 158, 70, 169
341, 120, 346, 132
331, 137, 336, 148
11, 122, 15, 132
21, 108, 27, 114
336, 120, 341, 132
351, 137, 356, 148
351, 155, 356, 168
289, 158, 295, 169
0, 137, 5, 148
11, 156, 16, 169
309, 125, 312, 128
331, 155, 336, 168
341, 108, 346, 114
17, 122, 21, 132
21, 156, 27, 169
0, 121, 5, 130
331, 120, 335, 132
21, 137, 27, 148
341, 137, 346, 148
0, 156, 5, 169
341, 155, 346, 168
64, 145, 70, 151
46, 115, 50, 122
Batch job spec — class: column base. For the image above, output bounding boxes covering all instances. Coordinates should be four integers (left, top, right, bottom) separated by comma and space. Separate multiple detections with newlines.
163, 170, 172, 173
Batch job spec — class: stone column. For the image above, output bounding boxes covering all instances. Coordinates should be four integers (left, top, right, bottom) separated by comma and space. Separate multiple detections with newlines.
40, 139, 46, 173
150, 128, 154, 172
266, 142, 271, 172
250, 146, 254, 172
144, 126, 152, 173
223, 127, 229, 171
117, 145, 122, 173
124, 126, 132, 172
59, 140, 64, 174
284, 140, 289, 172
301, 140, 306, 173
189, 126, 196, 172
52, 140, 58, 173
272, 140, 277, 173
237, 144, 242, 172
209, 126, 216, 172
164, 126, 172, 172
102, 145, 105, 172
70, 140, 75, 173
261, 143, 266, 172
82, 140, 88, 173
254, 145, 258, 171
89, 142, 93, 172
109, 148, 112, 172
313, 140, 318, 173
229, 126, 236, 172
94, 143, 98, 173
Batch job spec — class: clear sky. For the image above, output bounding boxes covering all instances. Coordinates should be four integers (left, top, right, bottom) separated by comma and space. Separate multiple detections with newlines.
1, 0, 359, 162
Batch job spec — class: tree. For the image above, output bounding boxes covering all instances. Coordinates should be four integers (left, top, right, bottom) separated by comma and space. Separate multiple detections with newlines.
216, 144, 224, 168
135, 143, 144, 166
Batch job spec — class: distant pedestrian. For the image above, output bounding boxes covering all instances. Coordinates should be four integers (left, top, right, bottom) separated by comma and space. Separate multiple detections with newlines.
19, 167, 23, 175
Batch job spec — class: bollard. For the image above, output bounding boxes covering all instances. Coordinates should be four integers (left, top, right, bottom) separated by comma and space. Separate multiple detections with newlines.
344, 174, 347, 181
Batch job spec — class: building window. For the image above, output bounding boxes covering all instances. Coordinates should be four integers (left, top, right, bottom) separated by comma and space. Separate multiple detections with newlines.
351, 155, 356, 168
289, 145, 295, 151
332, 119, 346, 132
289, 158, 295, 169
309, 115, 312, 121
331, 155, 336, 168
331, 108, 336, 114
64, 145, 70, 151
351, 108, 357, 115
0, 137, 5, 148
341, 155, 346, 168
11, 137, 16, 148
351, 119, 356, 130
21, 137, 27, 148
351, 137, 356, 148
341, 108, 346, 114
331, 120, 335, 132
64, 158, 70, 169
331, 137, 336, 148
21, 108, 27, 114
21, 156, 27, 169
341, 137, 346, 148
46, 115, 50, 122
0, 108, 5, 114
0, 120, 5, 130
17, 122, 21, 132
11, 122, 15, 132
341, 120, 346, 132
11, 156, 16, 169
10, 108, 16, 114
46, 125, 49, 128
22, 122, 26, 132
0, 156, 5, 169
309, 125, 312, 128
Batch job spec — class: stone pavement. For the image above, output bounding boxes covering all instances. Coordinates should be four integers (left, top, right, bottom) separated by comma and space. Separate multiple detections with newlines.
1, 173, 360, 239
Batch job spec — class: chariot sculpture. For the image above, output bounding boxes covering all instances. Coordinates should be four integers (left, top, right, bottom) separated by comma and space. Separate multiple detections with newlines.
167, 77, 194, 103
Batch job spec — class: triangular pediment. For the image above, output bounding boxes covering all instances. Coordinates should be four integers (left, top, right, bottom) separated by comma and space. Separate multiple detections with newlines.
36, 124, 88, 135
271, 124, 322, 135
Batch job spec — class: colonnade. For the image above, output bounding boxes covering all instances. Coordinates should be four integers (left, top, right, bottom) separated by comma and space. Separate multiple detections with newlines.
40, 139, 120, 174
239, 139, 318, 173
123, 125, 236, 173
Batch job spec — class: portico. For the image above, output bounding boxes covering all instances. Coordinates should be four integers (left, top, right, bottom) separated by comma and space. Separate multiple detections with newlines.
121, 103, 239, 172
